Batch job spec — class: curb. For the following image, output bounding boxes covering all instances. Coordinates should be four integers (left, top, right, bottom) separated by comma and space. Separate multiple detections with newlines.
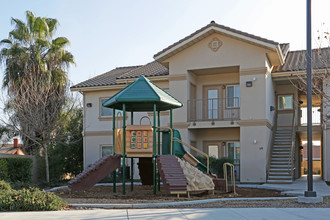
70, 197, 297, 209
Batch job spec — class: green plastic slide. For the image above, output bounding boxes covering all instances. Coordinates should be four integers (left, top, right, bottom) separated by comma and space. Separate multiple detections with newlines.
162, 129, 210, 174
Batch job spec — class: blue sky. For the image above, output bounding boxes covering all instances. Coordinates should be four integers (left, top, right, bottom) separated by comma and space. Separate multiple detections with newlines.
1, 0, 330, 85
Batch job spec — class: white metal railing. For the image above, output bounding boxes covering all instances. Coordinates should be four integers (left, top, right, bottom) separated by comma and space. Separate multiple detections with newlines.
187, 97, 240, 122
300, 107, 321, 126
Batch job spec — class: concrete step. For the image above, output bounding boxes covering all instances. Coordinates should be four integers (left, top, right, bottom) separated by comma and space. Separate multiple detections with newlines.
266, 179, 293, 184
272, 152, 290, 155
271, 158, 291, 161
273, 145, 291, 148
274, 142, 291, 145
268, 172, 291, 176
270, 161, 291, 165
268, 176, 292, 181
269, 165, 291, 172
272, 155, 290, 158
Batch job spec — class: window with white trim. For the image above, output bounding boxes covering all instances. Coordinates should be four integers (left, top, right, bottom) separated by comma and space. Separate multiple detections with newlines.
101, 145, 113, 158
278, 95, 293, 110
100, 98, 113, 117
226, 85, 240, 108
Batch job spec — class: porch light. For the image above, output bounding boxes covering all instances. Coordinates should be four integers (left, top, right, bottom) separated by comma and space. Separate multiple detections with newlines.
86, 103, 92, 108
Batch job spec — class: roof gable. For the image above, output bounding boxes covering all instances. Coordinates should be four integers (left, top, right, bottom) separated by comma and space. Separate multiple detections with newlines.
154, 21, 284, 66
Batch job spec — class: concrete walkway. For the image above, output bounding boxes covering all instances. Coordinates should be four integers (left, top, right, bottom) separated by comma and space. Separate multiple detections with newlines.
238, 175, 330, 196
2, 208, 330, 219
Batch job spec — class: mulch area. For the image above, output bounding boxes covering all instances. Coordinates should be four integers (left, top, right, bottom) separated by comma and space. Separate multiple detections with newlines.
54, 185, 288, 204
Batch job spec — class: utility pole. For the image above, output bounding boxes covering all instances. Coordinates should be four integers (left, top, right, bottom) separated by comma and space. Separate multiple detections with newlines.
305, 0, 316, 197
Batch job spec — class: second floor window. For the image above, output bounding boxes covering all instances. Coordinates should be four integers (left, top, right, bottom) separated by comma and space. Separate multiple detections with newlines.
100, 98, 113, 117
226, 85, 240, 108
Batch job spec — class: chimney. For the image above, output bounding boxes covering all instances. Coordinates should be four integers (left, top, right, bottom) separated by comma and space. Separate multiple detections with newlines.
14, 138, 18, 148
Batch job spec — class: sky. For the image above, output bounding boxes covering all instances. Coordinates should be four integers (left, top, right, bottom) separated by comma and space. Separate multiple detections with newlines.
0, 0, 330, 86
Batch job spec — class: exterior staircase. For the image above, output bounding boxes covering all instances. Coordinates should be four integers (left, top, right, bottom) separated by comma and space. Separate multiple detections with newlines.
267, 127, 294, 184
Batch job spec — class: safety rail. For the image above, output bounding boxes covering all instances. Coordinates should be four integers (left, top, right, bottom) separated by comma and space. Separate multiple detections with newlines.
223, 162, 236, 194
187, 97, 240, 122
157, 126, 210, 175
172, 137, 210, 175
289, 108, 297, 175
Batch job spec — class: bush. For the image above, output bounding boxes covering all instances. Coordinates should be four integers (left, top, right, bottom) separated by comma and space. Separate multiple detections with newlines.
0, 159, 8, 181
0, 180, 67, 211
195, 155, 234, 178
0, 158, 33, 183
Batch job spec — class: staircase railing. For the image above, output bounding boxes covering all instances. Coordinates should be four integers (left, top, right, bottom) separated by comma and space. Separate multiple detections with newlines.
266, 109, 278, 179
289, 108, 297, 176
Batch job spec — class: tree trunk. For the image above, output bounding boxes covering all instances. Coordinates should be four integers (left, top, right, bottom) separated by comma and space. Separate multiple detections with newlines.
44, 145, 50, 183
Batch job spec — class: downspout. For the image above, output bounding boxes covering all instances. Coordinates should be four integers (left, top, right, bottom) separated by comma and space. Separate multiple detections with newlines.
80, 91, 87, 170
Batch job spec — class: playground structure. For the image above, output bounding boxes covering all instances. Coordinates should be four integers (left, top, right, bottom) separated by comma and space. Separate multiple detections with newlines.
69, 76, 234, 196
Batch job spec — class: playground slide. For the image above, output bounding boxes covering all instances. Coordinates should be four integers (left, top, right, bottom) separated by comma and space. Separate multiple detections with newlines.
68, 155, 121, 192
162, 129, 214, 177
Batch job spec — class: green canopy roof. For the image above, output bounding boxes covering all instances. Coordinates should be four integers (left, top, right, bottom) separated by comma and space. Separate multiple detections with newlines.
103, 76, 183, 111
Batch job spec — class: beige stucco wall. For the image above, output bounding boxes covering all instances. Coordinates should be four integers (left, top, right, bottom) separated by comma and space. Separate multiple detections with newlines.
190, 128, 240, 151
240, 125, 271, 183
165, 33, 271, 73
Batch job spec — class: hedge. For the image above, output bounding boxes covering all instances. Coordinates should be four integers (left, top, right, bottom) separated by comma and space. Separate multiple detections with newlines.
0, 158, 33, 183
0, 181, 67, 211
195, 156, 234, 178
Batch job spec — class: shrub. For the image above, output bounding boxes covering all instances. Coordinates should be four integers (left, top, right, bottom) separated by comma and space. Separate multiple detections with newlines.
0, 180, 67, 211
0, 157, 33, 183
0, 159, 8, 181
195, 155, 234, 178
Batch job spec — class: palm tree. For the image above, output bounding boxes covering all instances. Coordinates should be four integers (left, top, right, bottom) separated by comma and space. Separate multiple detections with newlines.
0, 11, 75, 182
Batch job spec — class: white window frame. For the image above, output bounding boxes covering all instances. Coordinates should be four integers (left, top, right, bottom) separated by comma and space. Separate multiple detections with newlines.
100, 97, 113, 118
100, 145, 113, 158
226, 85, 240, 108
278, 95, 293, 110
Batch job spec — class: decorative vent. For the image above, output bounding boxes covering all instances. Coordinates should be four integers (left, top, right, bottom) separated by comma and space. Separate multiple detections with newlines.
208, 37, 222, 52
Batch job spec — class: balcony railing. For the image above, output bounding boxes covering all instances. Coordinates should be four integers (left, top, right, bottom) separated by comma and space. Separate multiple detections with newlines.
187, 98, 240, 122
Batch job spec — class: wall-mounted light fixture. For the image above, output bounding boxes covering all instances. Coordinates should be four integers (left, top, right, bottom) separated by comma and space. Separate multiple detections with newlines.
86, 103, 92, 108
246, 81, 253, 87
253, 140, 257, 144
270, 106, 275, 111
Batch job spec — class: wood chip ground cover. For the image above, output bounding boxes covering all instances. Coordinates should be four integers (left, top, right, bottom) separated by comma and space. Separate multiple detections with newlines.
55, 185, 288, 204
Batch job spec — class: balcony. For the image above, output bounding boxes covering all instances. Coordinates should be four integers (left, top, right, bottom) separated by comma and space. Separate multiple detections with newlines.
187, 98, 240, 122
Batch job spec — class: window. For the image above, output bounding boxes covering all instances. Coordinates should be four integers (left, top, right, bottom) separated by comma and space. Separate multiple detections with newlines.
101, 145, 113, 158
226, 85, 240, 108
208, 145, 219, 159
100, 98, 123, 117
100, 98, 113, 117
278, 95, 293, 110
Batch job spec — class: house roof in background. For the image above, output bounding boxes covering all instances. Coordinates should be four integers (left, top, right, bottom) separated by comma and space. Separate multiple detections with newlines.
70, 65, 141, 89
117, 61, 168, 80
276, 47, 330, 72
0, 144, 24, 155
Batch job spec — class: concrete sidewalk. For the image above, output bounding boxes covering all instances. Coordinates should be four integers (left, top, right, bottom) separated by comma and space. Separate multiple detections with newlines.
1, 208, 330, 219
238, 175, 330, 196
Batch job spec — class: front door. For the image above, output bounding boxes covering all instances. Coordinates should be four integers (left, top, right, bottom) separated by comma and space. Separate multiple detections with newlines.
208, 89, 218, 120
203, 86, 222, 120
